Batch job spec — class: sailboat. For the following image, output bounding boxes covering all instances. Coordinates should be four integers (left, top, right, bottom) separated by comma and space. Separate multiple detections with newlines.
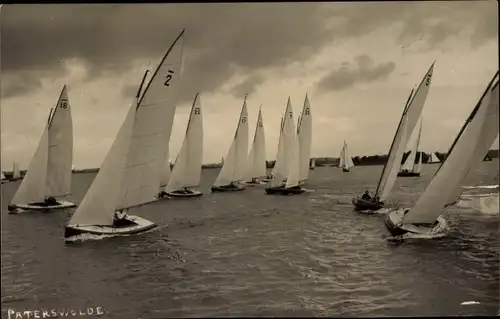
7, 162, 23, 181
339, 140, 354, 172
8, 85, 76, 213
309, 158, 316, 170
211, 96, 249, 192
385, 72, 499, 238
297, 94, 312, 185
64, 29, 185, 240
267, 117, 285, 182
241, 106, 268, 186
265, 97, 304, 195
398, 117, 423, 177
352, 62, 435, 211
164, 93, 204, 198
427, 152, 441, 164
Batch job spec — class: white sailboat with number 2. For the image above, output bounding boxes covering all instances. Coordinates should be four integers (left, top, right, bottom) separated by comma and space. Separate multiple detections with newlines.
64, 29, 185, 241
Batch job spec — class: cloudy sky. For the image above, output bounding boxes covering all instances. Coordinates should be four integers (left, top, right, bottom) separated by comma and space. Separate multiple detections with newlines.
1, 2, 498, 170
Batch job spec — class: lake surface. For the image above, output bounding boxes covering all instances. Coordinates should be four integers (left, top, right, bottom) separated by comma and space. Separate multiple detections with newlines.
1, 162, 499, 318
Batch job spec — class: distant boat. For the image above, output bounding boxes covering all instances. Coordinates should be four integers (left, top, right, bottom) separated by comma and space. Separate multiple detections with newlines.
241, 106, 268, 186
398, 116, 423, 177
427, 152, 441, 164
164, 93, 204, 198
266, 97, 304, 195
8, 85, 76, 213
352, 62, 435, 212
385, 71, 499, 239
483, 155, 492, 161
6, 161, 23, 181
339, 140, 354, 172
211, 95, 249, 192
297, 94, 312, 185
64, 29, 185, 241
309, 158, 316, 170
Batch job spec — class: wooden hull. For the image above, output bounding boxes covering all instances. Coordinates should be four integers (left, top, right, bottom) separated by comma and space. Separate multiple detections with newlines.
64, 215, 156, 240
265, 186, 305, 195
166, 190, 203, 198
352, 197, 383, 211
8, 200, 76, 214
384, 208, 448, 238
211, 184, 246, 192
397, 171, 420, 177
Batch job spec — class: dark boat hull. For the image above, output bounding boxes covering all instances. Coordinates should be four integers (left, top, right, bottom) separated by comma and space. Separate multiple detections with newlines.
352, 197, 383, 211
397, 171, 421, 177
343, 168, 350, 172
265, 186, 305, 195
211, 184, 246, 192
64, 215, 156, 240
166, 190, 203, 198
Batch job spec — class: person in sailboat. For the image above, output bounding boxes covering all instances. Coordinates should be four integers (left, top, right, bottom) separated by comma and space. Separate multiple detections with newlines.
44, 196, 59, 206
113, 209, 132, 227
178, 187, 193, 194
373, 195, 384, 205
361, 190, 372, 201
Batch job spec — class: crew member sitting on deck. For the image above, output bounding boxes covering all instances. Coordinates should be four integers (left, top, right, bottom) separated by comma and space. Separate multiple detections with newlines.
158, 191, 167, 198
361, 190, 372, 201
374, 195, 384, 205
44, 196, 58, 206
113, 209, 129, 226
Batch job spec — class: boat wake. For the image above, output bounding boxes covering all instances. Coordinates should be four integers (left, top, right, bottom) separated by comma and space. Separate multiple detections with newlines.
386, 231, 448, 242
64, 225, 164, 243
456, 194, 499, 216
462, 184, 499, 189
302, 188, 315, 193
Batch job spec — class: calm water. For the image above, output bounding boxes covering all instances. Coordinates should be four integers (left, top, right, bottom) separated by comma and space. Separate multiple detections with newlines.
1, 163, 499, 318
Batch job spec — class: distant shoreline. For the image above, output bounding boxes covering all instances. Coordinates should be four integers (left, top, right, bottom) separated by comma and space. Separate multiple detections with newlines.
3, 149, 498, 176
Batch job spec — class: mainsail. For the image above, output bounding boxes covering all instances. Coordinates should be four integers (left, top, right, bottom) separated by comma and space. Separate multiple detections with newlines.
403, 72, 499, 224
243, 107, 267, 182
375, 62, 435, 202
118, 30, 185, 208
11, 85, 73, 205
297, 94, 312, 182
214, 96, 249, 186
165, 93, 204, 193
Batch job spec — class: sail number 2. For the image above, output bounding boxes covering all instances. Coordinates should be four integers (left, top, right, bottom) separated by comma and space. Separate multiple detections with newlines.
164, 70, 175, 86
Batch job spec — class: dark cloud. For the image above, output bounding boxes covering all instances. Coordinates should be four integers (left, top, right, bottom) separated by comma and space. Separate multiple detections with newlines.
316, 55, 396, 93
229, 74, 265, 99
1, 72, 43, 99
1, 2, 496, 101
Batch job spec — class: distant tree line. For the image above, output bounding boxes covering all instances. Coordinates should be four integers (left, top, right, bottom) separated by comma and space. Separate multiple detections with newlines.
4, 150, 498, 176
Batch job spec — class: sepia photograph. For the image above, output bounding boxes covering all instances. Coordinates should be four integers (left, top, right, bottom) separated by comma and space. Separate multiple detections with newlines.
1, 1, 498, 318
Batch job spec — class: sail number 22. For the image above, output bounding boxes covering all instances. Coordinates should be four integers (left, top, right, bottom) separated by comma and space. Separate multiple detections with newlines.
164, 70, 175, 87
